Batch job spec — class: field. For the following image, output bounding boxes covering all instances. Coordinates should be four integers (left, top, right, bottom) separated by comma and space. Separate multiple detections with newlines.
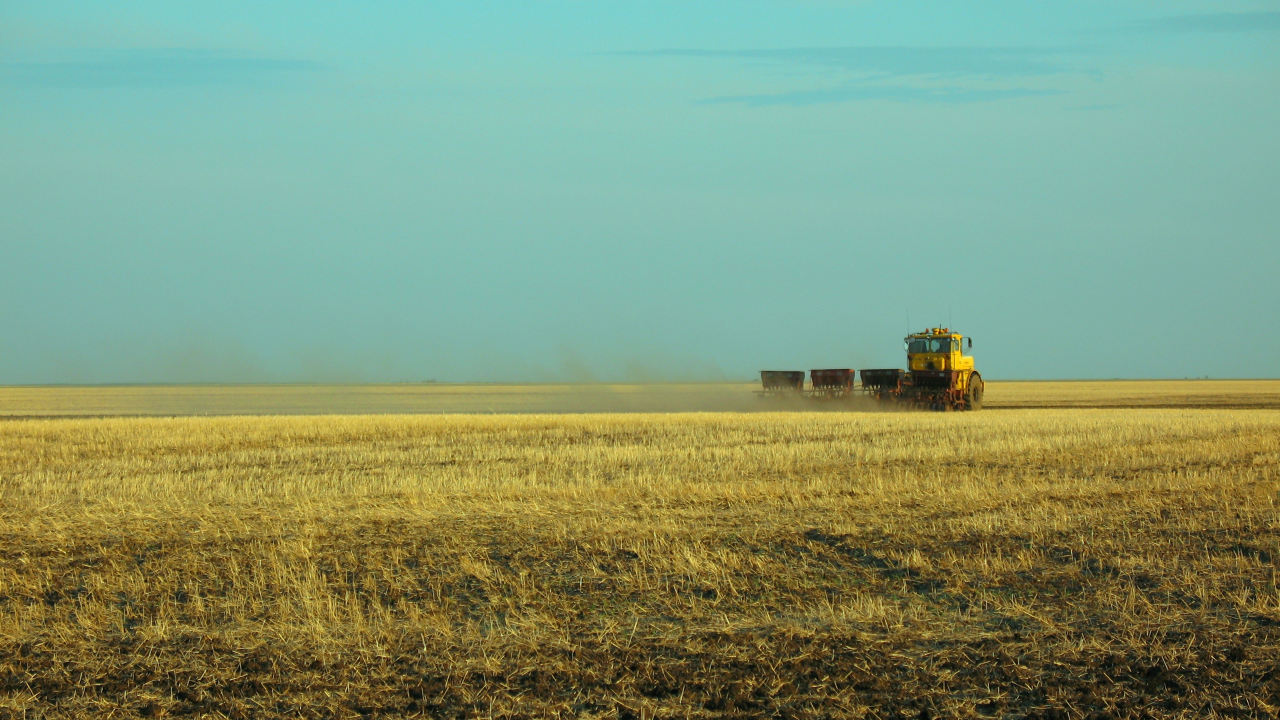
1, 384, 1278, 718
2, 379, 1278, 417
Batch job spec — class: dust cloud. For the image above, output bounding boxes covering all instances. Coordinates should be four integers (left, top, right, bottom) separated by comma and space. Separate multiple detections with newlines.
0, 383, 896, 417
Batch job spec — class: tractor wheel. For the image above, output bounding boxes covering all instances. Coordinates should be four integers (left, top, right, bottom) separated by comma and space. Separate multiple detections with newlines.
964, 373, 984, 411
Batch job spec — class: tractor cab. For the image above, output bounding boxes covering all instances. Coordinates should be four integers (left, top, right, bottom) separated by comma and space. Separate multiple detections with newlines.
905, 328, 974, 373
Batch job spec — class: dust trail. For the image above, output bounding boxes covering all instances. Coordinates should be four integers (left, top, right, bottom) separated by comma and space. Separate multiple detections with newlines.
0, 383, 895, 417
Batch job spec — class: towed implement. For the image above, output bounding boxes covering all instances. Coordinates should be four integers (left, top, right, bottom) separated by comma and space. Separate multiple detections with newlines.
760, 327, 983, 411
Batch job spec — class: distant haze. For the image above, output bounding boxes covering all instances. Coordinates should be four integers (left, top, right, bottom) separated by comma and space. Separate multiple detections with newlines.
2, 2, 1277, 383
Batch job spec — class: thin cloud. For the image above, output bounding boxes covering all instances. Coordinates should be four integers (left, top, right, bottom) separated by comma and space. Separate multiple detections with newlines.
618, 46, 1076, 79
617, 46, 1078, 106
1139, 12, 1280, 32
704, 85, 1063, 107
0, 48, 326, 88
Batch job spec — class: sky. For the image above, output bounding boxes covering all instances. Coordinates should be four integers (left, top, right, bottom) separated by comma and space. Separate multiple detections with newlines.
1, 1, 1278, 383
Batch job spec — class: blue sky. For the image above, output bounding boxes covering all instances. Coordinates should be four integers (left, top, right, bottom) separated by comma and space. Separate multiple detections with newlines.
2, 2, 1277, 382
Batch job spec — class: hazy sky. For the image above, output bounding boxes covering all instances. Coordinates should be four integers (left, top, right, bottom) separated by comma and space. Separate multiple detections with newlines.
2, 2, 1277, 383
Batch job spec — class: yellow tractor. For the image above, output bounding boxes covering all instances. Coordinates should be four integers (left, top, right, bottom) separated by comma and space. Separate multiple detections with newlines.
861, 328, 983, 411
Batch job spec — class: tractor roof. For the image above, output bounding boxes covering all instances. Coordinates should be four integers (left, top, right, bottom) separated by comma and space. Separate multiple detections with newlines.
906, 328, 961, 339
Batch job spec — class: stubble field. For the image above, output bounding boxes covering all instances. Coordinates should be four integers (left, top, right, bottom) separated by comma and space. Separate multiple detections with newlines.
1, 384, 1278, 718
2, 379, 1277, 417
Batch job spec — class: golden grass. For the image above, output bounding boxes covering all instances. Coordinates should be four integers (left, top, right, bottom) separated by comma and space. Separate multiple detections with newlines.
986, 380, 1280, 409
1, 410, 1278, 718
1, 379, 1277, 417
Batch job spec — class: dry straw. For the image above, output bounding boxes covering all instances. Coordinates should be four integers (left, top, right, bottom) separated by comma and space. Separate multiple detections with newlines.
0, 409, 1277, 718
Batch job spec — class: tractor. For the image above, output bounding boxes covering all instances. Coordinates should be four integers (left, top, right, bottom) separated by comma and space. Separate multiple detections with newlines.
761, 327, 984, 411
862, 328, 983, 411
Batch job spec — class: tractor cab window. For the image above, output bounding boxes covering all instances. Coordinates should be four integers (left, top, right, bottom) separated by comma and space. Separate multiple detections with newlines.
908, 338, 957, 354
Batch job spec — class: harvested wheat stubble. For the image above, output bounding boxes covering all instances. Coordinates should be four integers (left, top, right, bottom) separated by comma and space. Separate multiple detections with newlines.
0, 410, 1278, 719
